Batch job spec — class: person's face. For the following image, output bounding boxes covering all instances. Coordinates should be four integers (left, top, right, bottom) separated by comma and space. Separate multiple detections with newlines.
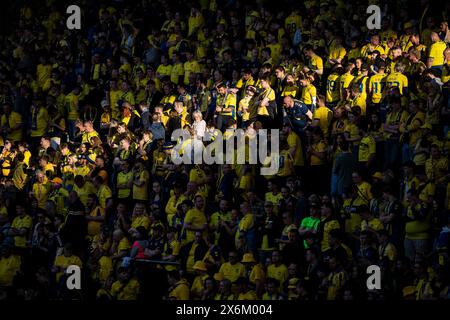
286, 74, 295, 85
393, 48, 402, 59
371, 35, 380, 46
37, 172, 45, 183
275, 69, 283, 79
271, 252, 281, 264
117, 125, 126, 134
87, 197, 94, 208
152, 182, 160, 193
352, 173, 361, 184
195, 232, 202, 243
264, 203, 273, 214
281, 188, 290, 198
329, 258, 337, 269
431, 147, 439, 158
134, 204, 144, 215
260, 80, 269, 89
120, 139, 130, 149
305, 250, 314, 263
228, 253, 237, 264
321, 206, 331, 218
283, 97, 293, 108
219, 200, 228, 212
195, 197, 204, 208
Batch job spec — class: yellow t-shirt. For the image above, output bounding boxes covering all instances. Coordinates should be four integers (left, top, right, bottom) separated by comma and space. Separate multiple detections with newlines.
249, 264, 265, 284
256, 87, 275, 116
385, 72, 408, 95
81, 131, 100, 144
11, 215, 32, 248
361, 218, 384, 232
287, 132, 304, 166
30, 107, 49, 137
131, 214, 150, 230
65, 92, 79, 121
97, 184, 112, 209
309, 54, 323, 72
313, 107, 333, 137
219, 262, 245, 283
369, 73, 387, 103
339, 73, 354, 99
98, 256, 113, 283
37, 64, 52, 87
310, 140, 327, 166
88, 206, 105, 236
165, 195, 187, 224
184, 208, 207, 243
355, 182, 373, 206
267, 264, 288, 285
321, 219, 341, 252
361, 44, 385, 58
32, 182, 50, 209
73, 181, 96, 207
169, 280, 190, 300
428, 41, 447, 66
236, 213, 254, 242
1, 112, 23, 142
301, 84, 317, 105
0, 255, 21, 286
111, 279, 140, 300
132, 170, 149, 201
156, 64, 173, 78
183, 60, 201, 84
54, 255, 82, 282
117, 171, 133, 199
326, 73, 341, 103
170, 63, 184, 84
116, 237, 131, 256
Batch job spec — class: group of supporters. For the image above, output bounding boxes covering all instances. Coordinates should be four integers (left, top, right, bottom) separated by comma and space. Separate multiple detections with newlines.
0, 0, 450, 301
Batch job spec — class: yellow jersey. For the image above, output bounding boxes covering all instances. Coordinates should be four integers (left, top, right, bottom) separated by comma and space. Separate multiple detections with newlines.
369, 73, 387, 104
385, 72, 408, 95
326, 72, 341, 103
428, 41, 447, 66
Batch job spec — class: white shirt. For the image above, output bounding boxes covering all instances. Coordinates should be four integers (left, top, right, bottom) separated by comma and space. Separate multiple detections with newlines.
193, 120, 206, 139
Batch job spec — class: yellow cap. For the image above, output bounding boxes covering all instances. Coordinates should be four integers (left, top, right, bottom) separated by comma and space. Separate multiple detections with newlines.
241, 253, 256, 263
372, 172, 383, 180
193, 261, 207, 272
214, 273, 224, 281
402, 286, 416, 297
51, 177, 63, 185
404, 22, 413, 29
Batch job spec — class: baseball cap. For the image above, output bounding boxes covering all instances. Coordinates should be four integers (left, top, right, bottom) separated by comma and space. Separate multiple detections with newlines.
51, 177, 63, 185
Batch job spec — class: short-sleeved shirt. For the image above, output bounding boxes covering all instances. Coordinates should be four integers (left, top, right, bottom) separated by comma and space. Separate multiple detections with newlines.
385, 72, 408, 95
11, 215, 32, 247
184, 208, 207, 243
300, 216, 321, 231
428, 41, 447, 66
219, 262, 245, 283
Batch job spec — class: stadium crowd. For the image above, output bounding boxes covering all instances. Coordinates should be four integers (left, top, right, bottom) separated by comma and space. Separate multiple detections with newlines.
0, 0, 450, 300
